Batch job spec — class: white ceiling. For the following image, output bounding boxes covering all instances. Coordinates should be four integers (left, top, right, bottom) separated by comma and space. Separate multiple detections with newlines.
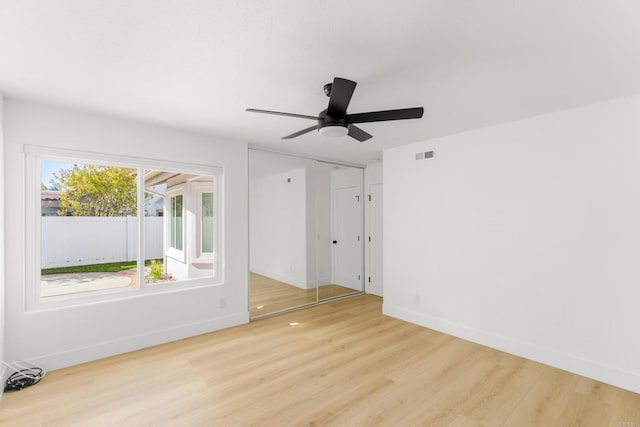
1, 1, 639, 164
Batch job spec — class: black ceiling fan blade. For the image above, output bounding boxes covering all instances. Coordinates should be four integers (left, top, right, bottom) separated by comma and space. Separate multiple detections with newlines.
246, 108, 319, 120
282, 125, 319, 140
347, 125, 373, 142
326, 78, 357, 117
347, 107, 424, 124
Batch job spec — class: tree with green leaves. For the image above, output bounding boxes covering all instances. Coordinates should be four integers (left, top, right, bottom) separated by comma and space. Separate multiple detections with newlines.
42, 182, 61, 191
53, 164, 137, 216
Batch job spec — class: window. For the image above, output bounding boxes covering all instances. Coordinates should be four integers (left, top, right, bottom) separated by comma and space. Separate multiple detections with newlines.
171, 195, 184, 250
192, 182, 216, 264
201, 192, 214, 253
170, 193, 184, 251
26, 146, 223, 310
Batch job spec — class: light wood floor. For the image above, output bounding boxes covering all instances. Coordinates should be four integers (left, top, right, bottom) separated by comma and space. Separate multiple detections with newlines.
250, 272, 358, 317
1, 295, 639, 426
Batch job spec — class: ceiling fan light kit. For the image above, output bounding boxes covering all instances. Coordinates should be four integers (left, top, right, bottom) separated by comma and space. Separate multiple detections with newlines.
318, 125, 349, 137
247, 77, 424, 142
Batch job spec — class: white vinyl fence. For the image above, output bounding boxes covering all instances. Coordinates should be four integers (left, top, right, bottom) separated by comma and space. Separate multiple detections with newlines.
42, 216, 164, 268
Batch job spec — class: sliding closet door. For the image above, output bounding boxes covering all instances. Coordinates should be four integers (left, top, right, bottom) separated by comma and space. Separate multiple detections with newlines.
248, 150, 318, 317
248, 149, 364, 318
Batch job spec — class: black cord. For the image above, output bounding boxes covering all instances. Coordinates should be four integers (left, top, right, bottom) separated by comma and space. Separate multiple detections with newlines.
4, 367, 44, 392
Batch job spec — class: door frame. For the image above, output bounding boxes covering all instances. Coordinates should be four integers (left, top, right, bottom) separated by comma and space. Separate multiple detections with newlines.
366, 183, 383, 296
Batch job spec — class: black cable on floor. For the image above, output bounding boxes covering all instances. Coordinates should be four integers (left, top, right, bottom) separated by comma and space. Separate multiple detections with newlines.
4, 366, 44, 392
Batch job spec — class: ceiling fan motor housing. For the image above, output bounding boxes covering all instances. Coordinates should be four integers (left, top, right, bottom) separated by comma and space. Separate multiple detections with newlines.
317, 109, 349, 136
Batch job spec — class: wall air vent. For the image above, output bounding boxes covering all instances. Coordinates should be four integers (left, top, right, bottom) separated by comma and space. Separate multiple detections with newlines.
415, 151, 434, 160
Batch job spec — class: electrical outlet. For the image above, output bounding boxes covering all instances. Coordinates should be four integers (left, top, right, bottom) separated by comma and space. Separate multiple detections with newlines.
414, 295, 421, 305
219, 297, 226, 308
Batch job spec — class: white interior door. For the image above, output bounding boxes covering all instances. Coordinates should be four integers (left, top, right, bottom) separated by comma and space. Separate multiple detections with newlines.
332, 186, 362, 291
368, 184, 383, 296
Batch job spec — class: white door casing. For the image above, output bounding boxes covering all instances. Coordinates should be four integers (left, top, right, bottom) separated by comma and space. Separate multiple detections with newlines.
368, 183, 383, 296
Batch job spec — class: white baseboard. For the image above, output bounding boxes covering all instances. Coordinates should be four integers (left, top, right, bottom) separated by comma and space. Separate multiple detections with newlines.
383, 303, 640, 394
28, 311, 249, 371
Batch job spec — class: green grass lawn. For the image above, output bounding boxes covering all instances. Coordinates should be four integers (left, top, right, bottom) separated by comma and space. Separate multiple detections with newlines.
42, 259, 162, 275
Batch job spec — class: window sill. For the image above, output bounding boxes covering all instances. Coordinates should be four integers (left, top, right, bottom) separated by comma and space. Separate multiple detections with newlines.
26, 277, 223, 313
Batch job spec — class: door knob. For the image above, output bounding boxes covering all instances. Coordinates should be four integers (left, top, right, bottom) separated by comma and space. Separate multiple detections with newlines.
332, 240, 338, 244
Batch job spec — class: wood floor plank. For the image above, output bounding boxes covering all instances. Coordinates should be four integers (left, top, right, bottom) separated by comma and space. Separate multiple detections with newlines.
459, 356, 546, 426
1, 294, 639, 426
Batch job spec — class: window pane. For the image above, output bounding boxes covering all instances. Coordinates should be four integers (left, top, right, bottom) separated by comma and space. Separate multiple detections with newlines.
171, 195, 183, 251
40, 160, 138, 297
202, 192, 214, 253
143, 170, 170, 286
143, 170, 216, 285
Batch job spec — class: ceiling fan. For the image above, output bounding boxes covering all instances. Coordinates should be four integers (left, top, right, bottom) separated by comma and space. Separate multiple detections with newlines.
246, 77, 424, 142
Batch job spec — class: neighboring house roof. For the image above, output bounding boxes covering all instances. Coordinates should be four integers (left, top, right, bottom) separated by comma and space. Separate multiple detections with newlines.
41, 191, 62, 216
41, 190, 61, 201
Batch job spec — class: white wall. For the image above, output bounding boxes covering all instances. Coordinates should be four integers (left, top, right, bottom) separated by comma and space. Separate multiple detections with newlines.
365, 162, 382, 186
384, 94, 640, 394
250, 168, 308, 288
331, 167, 363, 190
0, 93, 5, 387
4, 99, 248, 370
